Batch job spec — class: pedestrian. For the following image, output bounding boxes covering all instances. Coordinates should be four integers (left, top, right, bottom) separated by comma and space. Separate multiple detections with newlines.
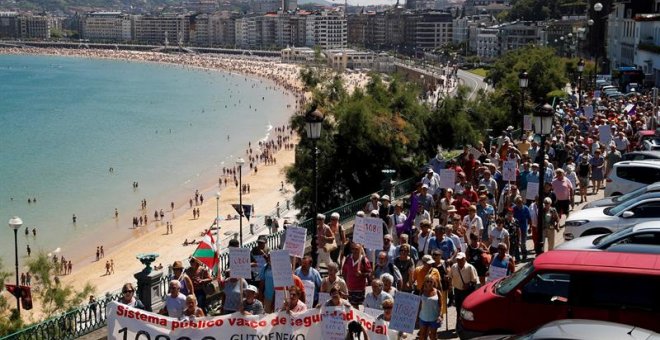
96, 247, 100, 261
418, 276, 444, 340
111, 259, 115, 274
105, 261, 111, 275
100, 246, 104, 258
26, 245, 31, 257
449, 252, 478, 324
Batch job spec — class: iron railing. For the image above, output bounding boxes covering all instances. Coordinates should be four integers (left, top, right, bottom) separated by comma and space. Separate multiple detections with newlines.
1, 177, 415, 340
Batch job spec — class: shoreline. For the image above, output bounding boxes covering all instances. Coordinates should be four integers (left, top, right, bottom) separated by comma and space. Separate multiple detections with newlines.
0, 47, 308, 322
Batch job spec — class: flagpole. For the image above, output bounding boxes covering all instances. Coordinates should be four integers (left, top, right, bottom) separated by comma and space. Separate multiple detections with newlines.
215, 192, 221, 250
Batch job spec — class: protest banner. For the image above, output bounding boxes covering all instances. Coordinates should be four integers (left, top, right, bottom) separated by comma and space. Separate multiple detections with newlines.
303, 280, 315, 309
284, 226, 307, 258
598, 124, 612, 144
488, 265, 508, 282
353, 217, 383, 250
439, 169, 456, 189
389, 292, 421, 334
107, 302, 390, 340
228, 247, 252, 279
503, 161, 517, 182
270, 250, 293, 288
526, 182, 539, 200
523, 115, 532, 131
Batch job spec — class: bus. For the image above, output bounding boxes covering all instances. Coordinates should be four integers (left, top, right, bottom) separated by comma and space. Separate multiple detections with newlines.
612, 66, 645, 92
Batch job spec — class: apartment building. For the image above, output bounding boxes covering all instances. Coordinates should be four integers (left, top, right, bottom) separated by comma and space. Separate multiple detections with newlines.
133, 14, 191, 45
83, 12, 131, 42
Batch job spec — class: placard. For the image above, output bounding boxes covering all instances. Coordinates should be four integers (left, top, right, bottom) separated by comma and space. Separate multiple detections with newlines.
584, 105, 594, 119
503, 161, 517, 182
303, 280, 315, 309
526, 182, 539, 201
364, 307, 383, 318
252, 255, 266, 280
598, 124, 612, 144
284, 226, 307, 258
318, 292, 330, 306
321, 313, 346, 340
488, 265, 508, 282
389, 292, 421, 334
439, 169, 456, 189
354, 217, 384, 250
523, 115, 532, 131
468, 147, 482, 159
229, 247, 252, 279
270, 250, 293, 288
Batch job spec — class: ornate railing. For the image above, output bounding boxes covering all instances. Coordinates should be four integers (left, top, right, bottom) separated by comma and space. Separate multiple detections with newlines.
1, 177, 415, 340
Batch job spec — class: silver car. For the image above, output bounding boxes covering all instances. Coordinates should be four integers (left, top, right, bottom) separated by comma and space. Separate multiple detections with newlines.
584, 182, 660, 209
474, 319, 660, 340
557, 222, 660, 252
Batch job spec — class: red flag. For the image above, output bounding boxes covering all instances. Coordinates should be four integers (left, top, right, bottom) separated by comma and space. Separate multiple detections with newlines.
5, 284, 21, 298
21, 286, 32, 310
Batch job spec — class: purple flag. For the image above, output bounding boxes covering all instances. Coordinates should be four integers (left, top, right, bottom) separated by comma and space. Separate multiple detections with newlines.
395, 192, 419, 237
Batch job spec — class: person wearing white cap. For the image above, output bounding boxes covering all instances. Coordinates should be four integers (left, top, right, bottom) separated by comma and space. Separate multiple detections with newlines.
328, 212, 346, 263
239, 285, 263, 316
378, 195, 394, 234
364, 193, 381, 214
449, 252, 478, 323
413, 255, 441, 293
418, 184, 435, 218
422, 168, 441, 197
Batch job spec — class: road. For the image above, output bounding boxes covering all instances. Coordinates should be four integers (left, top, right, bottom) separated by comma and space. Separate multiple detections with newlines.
456, 69, 490, 101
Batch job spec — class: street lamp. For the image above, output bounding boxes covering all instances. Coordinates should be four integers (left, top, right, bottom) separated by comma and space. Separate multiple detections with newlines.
236, 158, 245, 246
519, 70, 528, 124
533, 104, 554, 255
577, 58, 585, 109
8, 216, 23, 316
215, 192, 221, 247
304, 108, 324, 267
593, 2, 603, 90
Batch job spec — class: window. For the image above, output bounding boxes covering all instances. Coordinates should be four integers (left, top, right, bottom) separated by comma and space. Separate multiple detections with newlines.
630, 201, 660, 218
613, 232, 660, 246
616, 166, 660, 184
521, 272, 570, 304
573, 274, 659, 312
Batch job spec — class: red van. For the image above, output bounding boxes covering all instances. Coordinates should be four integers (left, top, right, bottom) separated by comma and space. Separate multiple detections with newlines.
457, 250, 660, 339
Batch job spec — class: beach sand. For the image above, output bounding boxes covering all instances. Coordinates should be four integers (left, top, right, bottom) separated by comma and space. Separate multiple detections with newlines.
0, 47, 371, 323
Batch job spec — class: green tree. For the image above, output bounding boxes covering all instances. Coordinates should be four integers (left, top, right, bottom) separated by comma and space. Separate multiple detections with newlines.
26, 253, 94, 317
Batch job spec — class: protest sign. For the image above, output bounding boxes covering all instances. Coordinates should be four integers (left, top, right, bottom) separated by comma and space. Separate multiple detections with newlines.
598, 124, 612, 144
303, 280, 315, 309
439, 169, 456, 189
228, 247, 252, 279
275, 289, 286, 310
526, 182, 539, 200
468, 147, 482, 159
363, 307, 382, 318
584, 105, 594, 119
389, 292, 421, 333
523, 115, 532, 131
284, 226, 307, 258
270, 250, 293, 288
353, 217, 383, 250
107, 302, 390, 340
488, 265, 508, 282
321, 313, 346, 340
503, 161, 517, 182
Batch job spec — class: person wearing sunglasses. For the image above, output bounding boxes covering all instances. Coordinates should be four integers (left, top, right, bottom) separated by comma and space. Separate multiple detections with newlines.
119, 282, 145, 310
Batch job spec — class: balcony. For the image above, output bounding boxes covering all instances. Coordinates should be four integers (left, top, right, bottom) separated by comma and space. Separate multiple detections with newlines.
638, 43, 660, 54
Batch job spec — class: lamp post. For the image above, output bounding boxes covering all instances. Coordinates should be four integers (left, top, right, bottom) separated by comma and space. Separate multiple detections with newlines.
305, 108, 324, 267
215, 192, 221, 247
519, 70, 529, 123
593, 2, 603, 91
577, 58, 585, 109
533, 104, 554, 255
8, 216, 23, 316
236, 158, 245, 246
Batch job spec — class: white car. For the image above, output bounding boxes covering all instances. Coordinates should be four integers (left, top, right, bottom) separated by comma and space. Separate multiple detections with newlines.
604, 160, 660, 197
564, 194, 660, 240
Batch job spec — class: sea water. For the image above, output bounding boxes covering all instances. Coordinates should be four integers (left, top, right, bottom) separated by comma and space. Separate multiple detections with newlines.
0, 54, 295, 266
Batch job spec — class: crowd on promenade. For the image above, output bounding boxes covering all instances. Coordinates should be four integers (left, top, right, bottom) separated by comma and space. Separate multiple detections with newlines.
115, 87, 658, 338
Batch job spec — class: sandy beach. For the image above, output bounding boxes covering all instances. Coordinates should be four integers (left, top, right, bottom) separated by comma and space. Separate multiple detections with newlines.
0, 47, 372, 323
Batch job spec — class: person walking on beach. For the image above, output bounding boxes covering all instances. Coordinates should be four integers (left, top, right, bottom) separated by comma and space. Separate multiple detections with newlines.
115, 208, 119, 219
100, 246, 104, 258
32, 227, 36, 237
68, 261, 72, 274
72, 214, 77, 224
26, 245, 31, 257
111, 259, 115, 274
105, 261, 111, 276
96, 247, 100, 261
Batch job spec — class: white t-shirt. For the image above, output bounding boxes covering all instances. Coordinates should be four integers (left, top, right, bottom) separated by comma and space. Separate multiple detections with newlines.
165, 293, 187, 319
462, 215, 483, 237
489, 227, 510, 249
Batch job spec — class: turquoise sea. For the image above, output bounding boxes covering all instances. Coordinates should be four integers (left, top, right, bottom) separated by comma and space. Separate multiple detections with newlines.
0, 54, 295, 266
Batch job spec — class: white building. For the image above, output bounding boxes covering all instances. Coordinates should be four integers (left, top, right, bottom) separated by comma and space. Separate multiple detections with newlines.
476, 27, 499, 60
306, 12, 347, 49
83, 12, 131, 42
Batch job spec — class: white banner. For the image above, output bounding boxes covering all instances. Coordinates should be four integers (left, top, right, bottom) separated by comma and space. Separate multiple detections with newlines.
439, 169, 456, 189
270, 250, 293, 288
107, 302, 392, 339
526, 182, 539, 201
229, 247, 252, 279
284, 226, 307, 258
354, 217, 384, 250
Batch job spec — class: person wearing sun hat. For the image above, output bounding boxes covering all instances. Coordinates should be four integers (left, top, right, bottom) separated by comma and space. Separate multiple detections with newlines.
240, 285, 264, 315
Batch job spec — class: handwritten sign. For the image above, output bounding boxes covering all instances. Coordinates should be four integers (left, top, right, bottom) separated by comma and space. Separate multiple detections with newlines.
389, 291, 421, 333
598, 124, 612, 144
439, 169, 456, 189
229, 247, 252, 279
303, 280, 315, 309
321, 313, 346, 340
252, 255, 266, 280
284, 226, 307, 258
318, 292, 330, 306
503, 161, 517, 182
354, 217, 383, 250
270, 250, 293, 288
363, 306, 382, 318
526, 182, 539, 201
488, 265, 508, 282
523, 115, 532, 131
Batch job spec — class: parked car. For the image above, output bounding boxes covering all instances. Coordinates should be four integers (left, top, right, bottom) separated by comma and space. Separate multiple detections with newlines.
632, 130, 658, 150
642, 137, 660, 151
557, 222, 660, 251
583, 182, 660, 209
621, 151, 660, 162
564, 193, 660, 240
473, 319, 660, 340
604, 160, 660, 196
457, 251, 660, 339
